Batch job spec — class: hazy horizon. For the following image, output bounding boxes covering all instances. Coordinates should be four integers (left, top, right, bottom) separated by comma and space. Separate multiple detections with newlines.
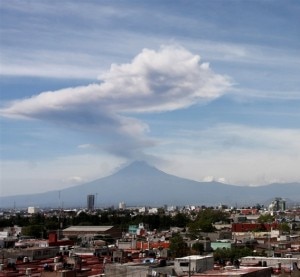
1, 1, 300, 197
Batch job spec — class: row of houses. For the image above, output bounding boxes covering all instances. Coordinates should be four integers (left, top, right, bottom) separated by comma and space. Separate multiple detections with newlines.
1, 221, 300, 276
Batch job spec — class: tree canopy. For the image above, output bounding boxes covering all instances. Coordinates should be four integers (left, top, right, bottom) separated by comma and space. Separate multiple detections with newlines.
188, 209, 229, 238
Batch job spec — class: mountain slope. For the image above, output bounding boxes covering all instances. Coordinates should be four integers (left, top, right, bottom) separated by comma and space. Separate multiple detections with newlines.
0, 161, 299, 208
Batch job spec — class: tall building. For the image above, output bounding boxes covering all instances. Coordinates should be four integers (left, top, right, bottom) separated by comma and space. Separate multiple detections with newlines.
119, 201, 126, 210
269, 197, 286, 212
87, 194, 95, 210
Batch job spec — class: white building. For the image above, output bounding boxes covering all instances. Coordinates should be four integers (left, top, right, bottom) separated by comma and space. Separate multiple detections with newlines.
174, 255, 214, 274
28, 206, 39, 214
138, 207, 147, 213
268, 197, 286, 212
119, 201, 126, 210
148, 207, 158, 214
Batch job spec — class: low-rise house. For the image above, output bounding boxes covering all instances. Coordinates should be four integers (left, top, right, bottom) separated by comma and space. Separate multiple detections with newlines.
188, 239, 212, 253
232, 222, 278, 232
211, 240, 233, 251
174, 255, 214, 274
104, 261, 173, 277
241, 256, 300, 271
117, 238, 137, 250
1, 246, 59, 261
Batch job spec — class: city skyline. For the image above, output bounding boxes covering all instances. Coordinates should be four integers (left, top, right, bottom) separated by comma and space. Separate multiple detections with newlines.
0, 1, 300, 196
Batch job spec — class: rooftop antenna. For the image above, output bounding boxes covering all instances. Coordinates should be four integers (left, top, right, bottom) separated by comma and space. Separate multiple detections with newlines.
57, 191, 63, 239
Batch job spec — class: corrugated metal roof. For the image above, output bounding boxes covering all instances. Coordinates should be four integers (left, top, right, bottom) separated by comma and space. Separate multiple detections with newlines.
63, 226, 114, 232
176, 255, 213, 261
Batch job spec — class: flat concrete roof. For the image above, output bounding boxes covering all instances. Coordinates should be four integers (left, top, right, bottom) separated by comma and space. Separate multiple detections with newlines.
194, 266, 271, 276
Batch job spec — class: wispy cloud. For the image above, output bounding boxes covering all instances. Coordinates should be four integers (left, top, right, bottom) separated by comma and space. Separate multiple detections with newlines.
2, 1, 298, 84
158, 124, 300, 185
167, 124, 300, 154
0, 154, 124, 196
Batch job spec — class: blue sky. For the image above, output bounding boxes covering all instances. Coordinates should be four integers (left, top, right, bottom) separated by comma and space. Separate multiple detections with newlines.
1, 0, 300, 197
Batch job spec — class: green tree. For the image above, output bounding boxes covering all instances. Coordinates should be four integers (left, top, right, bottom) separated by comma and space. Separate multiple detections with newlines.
214, 247, 253, 263
44, 216, 60, 231
192, 242, 204, 255
188, 224, 206, 239
278, 222, 290, 233
169, 233, 189, 258
172, 213, 190, 228
29, 213, 45, 225
22, 224, 46, 238
257, 214, 274, 223
188, 209, 229, 238
72, 211, 95, 225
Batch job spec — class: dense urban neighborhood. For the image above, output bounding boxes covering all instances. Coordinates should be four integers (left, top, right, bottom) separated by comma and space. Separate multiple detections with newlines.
1, 197, 300, 276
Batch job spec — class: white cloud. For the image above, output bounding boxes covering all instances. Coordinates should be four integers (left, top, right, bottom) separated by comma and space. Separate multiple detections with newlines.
99, 45, 231, 112
230, 87, 300, 101
1, 45, 231, 159
203, 176, 214, 182
64, 176, 85, 184
78, 144, 95, 149
1, 45, 231, 115
217, 177, 227, 184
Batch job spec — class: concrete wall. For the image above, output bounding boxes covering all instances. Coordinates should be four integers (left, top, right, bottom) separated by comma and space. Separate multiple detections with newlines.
104, 263, 149, 277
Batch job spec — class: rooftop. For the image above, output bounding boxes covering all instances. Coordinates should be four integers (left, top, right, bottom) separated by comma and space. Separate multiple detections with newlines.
63, 226, 114, 232
194, 266, 272, 276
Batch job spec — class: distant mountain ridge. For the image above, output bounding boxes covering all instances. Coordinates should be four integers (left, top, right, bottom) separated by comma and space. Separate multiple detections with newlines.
0, 161, 299, 208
